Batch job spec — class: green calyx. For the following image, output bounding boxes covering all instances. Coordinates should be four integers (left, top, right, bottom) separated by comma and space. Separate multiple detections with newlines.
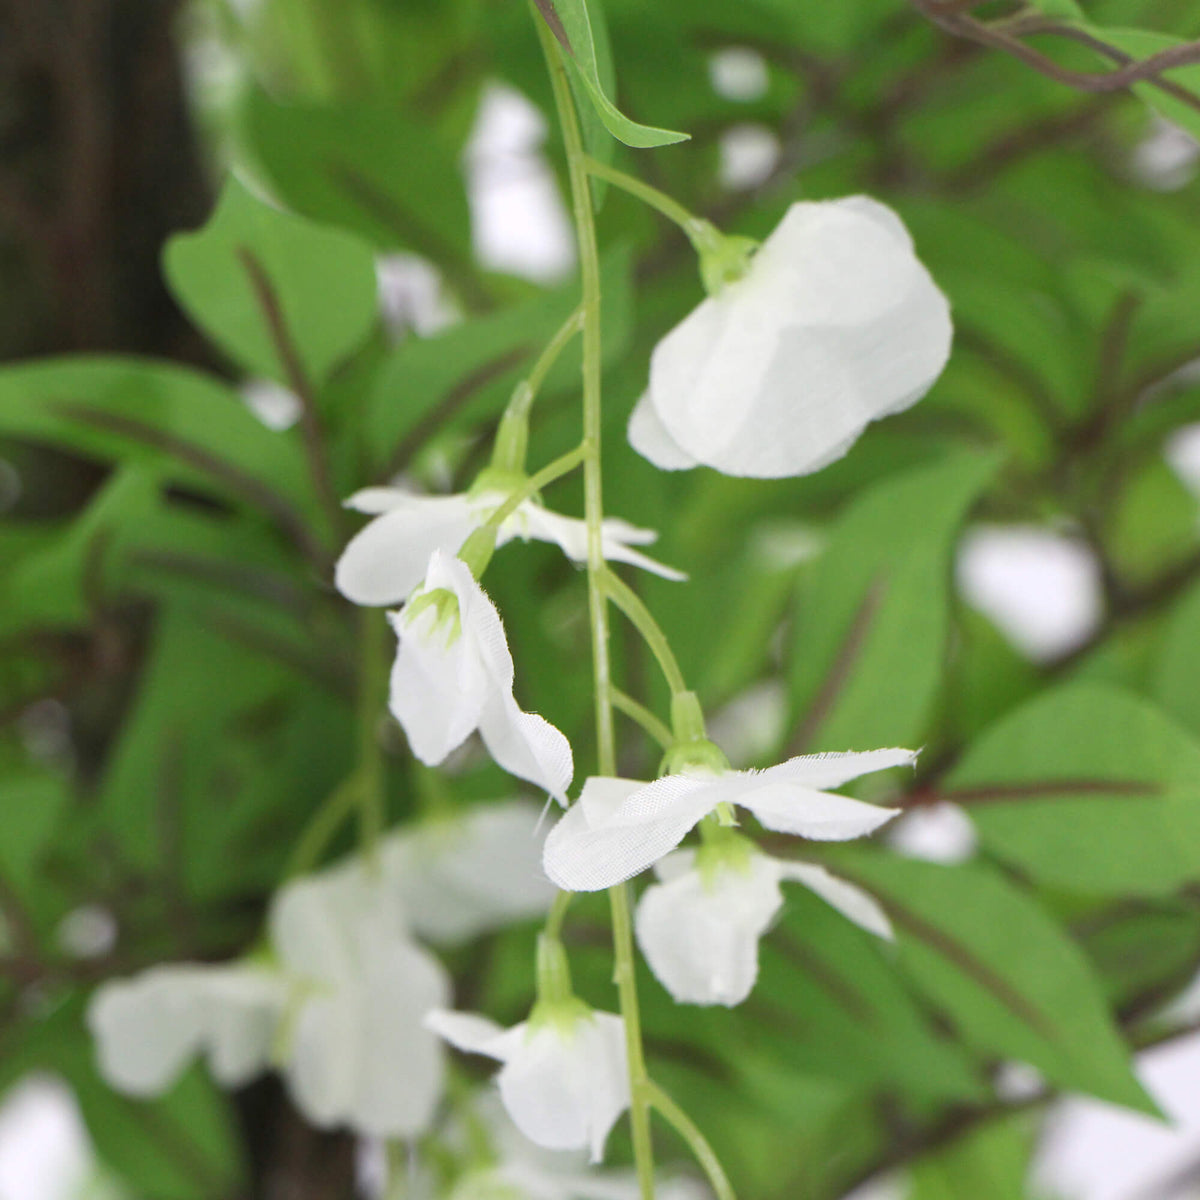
404, 586, 462, 646
530, 933, 594, 1036
491, 383, 534, 474
661, 690, 730, 778
687, 218, 759, 296
696, 819, 755, 890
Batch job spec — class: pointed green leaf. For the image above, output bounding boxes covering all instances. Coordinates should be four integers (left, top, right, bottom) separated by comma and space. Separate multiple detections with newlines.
163, 176, 378, 386
535, 0, 689, 147
839, 854, 1156, 1114
949, 684, 1200, 896
788, 451, 1001, 751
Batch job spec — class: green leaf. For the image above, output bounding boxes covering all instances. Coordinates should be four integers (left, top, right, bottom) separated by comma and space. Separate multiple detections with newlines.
910, 1113, 1037, 1200
163, 176, 379, 386
242, 90, 473, 265
1099, 28, 1200, 144
0, 768, 70, 896
1029, 0, 1086, 19
788, 450, 1001, 751
534, 0, 689, 147
949, 683, 1200, 897
0, 357, 317, 521
839, 853, 1155, 1114
1154, 579, 1200, 740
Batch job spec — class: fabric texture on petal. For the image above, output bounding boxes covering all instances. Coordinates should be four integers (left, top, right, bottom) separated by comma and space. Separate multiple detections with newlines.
497, 1015, 629, 1162
543, 775, 719, 891
635, 850, 784, 1006
778, 860, 893, 939
336, 493, 478, 606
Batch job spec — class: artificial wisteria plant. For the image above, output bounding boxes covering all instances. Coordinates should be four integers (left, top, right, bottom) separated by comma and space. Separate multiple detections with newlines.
9, 0, 1200, 1197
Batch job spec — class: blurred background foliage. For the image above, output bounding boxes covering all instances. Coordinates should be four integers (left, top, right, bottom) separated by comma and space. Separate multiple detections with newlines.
4, 0, 1200, 1196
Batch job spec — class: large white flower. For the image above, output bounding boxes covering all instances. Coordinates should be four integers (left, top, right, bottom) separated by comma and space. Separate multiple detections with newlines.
381, 800, 557, 945
635, 846, 891, 1007
336, 484, 684, 607
542, 748, 914, 892
88, 866, 449, 1139
426, 1008, 630, 1163
629, 196, 952, 479
389, 550, 573, 801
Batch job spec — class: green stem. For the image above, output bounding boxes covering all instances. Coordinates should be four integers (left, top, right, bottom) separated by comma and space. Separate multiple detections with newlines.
603, 568, 689, 698
610, 686, 674, 750
544, 888, 573, 941
647, 1082, 738, 1200
528, 305, 586, 399
287, 772, 361, 878
479, 443, 587, 536
582, 156, 713, 248
356, 607, 388, 862
535, 12, 655, 1198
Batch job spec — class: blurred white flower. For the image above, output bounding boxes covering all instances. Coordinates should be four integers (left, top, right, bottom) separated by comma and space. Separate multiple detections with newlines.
636, 845, 891, 1007
382, 800, 557, 945
88, 866, 449, 1139
336, 484, 682, 608
426, 1008, 629, 1163
629, 196, 952, 478
543, 749, 913, 892
388, 550, 573, 801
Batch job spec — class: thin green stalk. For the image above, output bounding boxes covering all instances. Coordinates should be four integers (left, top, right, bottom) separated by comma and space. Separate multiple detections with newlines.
527, 306, 586, 399
534, 11, 655, 1197
480, 443, 587, 534
288, 772, 361, 878
544, 889, 573, 941
603, 569, 689, 698
583, 156, 710, 245
356, 607, 388, 862
647, 1083, 738, 1200
610, 686, 674, 750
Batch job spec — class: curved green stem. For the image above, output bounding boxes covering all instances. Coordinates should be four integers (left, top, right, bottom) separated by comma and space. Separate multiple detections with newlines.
647, 1082, 738, 1200
582, 156, 712, 247
528, 306, 586, 398
287, 772, 361, 878
356, 607, 388, 865
603, 568, 689, 698
544, 888, 573, 941
535, 11, 654, 1197
610, 686, 674, 750
479, 443, 587, 536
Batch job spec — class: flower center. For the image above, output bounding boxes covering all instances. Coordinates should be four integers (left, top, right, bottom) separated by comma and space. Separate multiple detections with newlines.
404, 587, 462, 648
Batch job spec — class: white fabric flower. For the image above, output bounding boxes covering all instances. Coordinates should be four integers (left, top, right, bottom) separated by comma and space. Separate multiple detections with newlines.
88, 866, 449, 1139
543, 748, 914, 892
381, 800, 557, 945
635, 847, 891, 1007
426, 1008, 630, 1163
629, 196, 952, 479
389, 550, 573, 801
87, 963, 284, 1096
336, 485, 684, 607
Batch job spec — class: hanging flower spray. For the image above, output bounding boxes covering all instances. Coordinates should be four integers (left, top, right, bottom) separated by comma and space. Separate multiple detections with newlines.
87, 0, 951, 1193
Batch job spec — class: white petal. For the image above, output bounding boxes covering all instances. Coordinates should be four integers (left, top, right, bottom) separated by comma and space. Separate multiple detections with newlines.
498, 1014, 629, 1161
740, 782, 900, 840
627, 393, 699, 471
762, 748, 918, 790
383, 802, 556, 945
284, 991, 359, 1127
777, 860, 893, 939
269, 874, 355, 984
341, 939, 449, 1137
343, 486, 412, 515
199, 966, 286, 1086
479, 690, 574, 804
646, 197, 951, 479
387, 565, 489, 766
578, 776, 645, 826
335, 494, 478, 606
441, 553, 574, 799
514, 502, 687, 582
543, 775, 718, 891
424, 1009, 511, 1060
635, 855, 783, 1006
86, 966, 210, 1096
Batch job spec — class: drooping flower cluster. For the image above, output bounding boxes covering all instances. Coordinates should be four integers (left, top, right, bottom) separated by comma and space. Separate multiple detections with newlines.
88, 803, 553, 1137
